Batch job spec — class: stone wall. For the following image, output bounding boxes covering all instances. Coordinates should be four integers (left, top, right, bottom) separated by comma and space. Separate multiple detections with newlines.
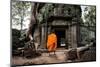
37, 3, 82, 49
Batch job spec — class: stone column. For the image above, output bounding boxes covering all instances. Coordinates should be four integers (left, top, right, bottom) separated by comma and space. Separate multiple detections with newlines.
65, 28, 68, 49
77, 19, 81, 47
67, 22, 72, 48
41, 23, 48, 49
70, 24, 77, 48
40, 25, 46, 48
48, 26, 51, 34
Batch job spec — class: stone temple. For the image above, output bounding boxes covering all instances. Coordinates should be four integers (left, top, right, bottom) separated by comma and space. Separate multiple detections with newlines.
34, 3, 82, 49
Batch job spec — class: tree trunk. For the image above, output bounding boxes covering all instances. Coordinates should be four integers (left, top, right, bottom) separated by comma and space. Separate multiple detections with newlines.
26, 3, 38, 41
20, 18, 23, 37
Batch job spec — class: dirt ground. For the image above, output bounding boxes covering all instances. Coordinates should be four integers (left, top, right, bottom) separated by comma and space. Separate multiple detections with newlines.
12, 50, 74, 66
12, 47, 96, 66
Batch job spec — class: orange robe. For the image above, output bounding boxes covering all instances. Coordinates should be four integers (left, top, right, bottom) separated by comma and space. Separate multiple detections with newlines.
47, 33, 57, 52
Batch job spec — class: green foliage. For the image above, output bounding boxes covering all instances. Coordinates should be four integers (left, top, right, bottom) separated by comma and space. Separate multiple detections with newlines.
12, 29, 26, 50
80, 6, 96, 44
80, 27, 95, 44
37, 4, 54, 24
83, 6, 96, 27
12, 29, 20, 50
12, 0, 31, 30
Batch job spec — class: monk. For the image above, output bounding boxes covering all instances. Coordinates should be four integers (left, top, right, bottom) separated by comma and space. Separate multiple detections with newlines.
47, 30, 57, 55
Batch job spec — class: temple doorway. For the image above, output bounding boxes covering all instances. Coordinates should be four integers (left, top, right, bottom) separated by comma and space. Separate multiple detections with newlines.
53, 27, 66, 48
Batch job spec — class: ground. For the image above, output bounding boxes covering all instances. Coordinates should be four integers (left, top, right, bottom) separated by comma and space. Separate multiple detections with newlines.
12, 47, 96, 66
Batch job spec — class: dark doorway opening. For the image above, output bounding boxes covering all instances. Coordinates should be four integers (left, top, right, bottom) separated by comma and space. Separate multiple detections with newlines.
55, 29, 66, 48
